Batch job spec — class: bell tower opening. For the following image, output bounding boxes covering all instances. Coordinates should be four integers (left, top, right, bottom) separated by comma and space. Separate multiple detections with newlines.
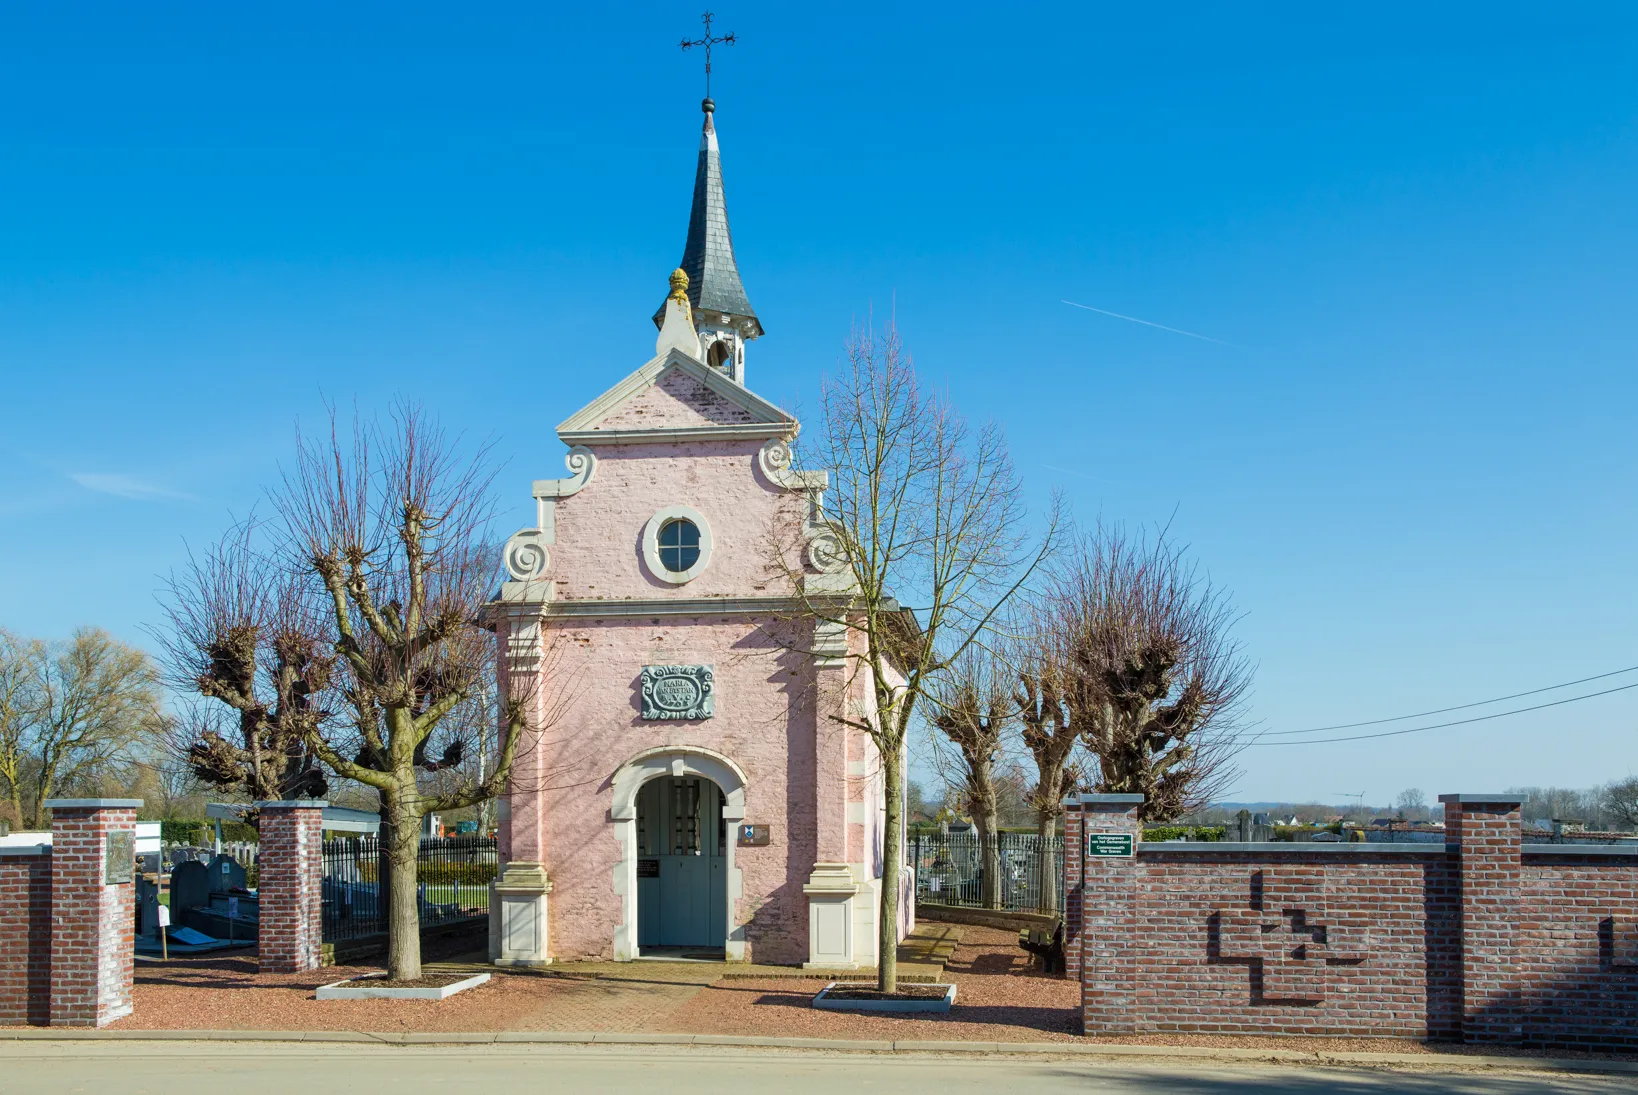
707, 339, 732, 372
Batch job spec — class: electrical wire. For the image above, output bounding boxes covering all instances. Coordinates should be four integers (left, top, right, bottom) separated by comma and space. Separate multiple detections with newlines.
1253, 680, 1638, 746
1259, 664, 1638, 737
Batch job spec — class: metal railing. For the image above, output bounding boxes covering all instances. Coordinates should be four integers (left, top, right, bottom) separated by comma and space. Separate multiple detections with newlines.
912, 830, 1063, 914
321, 835, 497, 942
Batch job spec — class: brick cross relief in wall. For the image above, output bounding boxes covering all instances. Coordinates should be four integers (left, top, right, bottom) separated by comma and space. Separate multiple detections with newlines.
1212, 869, 1366, 1003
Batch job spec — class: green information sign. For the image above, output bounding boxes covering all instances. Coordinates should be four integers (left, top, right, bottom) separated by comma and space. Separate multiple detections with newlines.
1086, 832, 1134, 858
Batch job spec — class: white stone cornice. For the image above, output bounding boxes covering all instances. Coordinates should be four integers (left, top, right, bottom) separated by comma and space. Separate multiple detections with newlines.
555, 349, 796, 445
757, 438, 829, 496
560, 422, 793, 446
542, 594, 847, 619
529, 446, 597, 543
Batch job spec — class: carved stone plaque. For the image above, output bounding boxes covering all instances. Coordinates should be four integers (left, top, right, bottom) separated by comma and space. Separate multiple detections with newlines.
640, 664, 714, 720
105, 830, 135, 885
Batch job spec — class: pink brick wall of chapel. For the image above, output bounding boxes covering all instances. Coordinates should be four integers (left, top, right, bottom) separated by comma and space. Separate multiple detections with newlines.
548, 439, 794, 602
509, 372, 883, 965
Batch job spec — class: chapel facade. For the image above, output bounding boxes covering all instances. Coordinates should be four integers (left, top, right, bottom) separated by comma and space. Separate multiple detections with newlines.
486, 97, 910, 968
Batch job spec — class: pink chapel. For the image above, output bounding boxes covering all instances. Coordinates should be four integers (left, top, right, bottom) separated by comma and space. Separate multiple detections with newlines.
485, 96, 912, 968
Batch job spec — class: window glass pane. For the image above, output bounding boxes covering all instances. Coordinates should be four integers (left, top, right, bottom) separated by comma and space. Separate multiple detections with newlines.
658, 519, 701, 572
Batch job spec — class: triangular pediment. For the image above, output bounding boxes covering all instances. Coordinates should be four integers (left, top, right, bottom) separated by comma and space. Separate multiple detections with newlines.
557, 349, 797, 445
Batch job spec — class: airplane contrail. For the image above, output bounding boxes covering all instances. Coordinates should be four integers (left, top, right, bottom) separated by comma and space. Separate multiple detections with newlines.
1061, 299, 1229, 345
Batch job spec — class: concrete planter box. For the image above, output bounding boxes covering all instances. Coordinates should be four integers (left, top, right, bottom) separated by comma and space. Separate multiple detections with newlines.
812, 982, 956, 1013
316, 971, 490, 1001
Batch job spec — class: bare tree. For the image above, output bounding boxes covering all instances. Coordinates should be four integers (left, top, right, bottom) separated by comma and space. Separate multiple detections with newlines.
926, 646, 1014, 910
1395, 787, 1427, 819
1048, 526, 1250, 823
162, 405, 555, 980
0, 628, 166, 828
155, 523, 331, 809
1601, 778, 1638, 831
1011, 633, 1084, 915
772, 327, 1059, 992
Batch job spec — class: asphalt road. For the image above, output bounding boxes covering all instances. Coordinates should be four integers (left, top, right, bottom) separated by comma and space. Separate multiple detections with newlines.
0, 1044, 1630, 1095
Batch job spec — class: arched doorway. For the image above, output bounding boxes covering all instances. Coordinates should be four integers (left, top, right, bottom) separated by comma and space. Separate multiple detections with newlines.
609, 746, 747, 961
635, 775, 727, 952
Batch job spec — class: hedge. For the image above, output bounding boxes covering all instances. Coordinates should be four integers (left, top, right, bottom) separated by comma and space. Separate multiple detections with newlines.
1142, 826, 1226, 842
159, 819, 258, 844
322, 861, 498, 886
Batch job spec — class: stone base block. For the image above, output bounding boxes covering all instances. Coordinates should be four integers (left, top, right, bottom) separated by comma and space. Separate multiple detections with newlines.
803, 862, 861, 969
490, 861, 553, 967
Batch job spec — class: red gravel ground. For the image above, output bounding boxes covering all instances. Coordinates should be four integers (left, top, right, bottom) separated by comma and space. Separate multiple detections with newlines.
33, 923, 1624, 1059
663, 927, 1082, 1043
110, 952, 707, 1034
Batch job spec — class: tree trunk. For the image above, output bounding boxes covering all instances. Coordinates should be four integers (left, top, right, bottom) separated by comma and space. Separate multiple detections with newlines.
375, 787, 394, 939
1037, 807, 1059, 916
973, 760, 1001, 911
28, 780, 51, 829
385, 791, 423, 980
878, 740, 903, 994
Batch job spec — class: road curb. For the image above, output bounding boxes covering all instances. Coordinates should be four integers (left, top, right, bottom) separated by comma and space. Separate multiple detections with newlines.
0, 1029, 1634, 1074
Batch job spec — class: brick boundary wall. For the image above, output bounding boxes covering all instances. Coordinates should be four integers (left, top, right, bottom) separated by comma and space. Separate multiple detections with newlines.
256, 801, 326, 973
1071, 792, 1638, 1050
0, 848, 52, 1025
46, 799, 141, 1028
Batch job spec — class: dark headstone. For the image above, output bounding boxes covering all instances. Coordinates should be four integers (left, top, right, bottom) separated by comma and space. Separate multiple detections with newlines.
169, 860, 210, 912
136, 875, 160, 937
206, 853, 246, 893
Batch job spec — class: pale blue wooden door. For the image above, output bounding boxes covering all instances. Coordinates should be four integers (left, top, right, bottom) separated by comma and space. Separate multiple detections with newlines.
635, 776, 727, 950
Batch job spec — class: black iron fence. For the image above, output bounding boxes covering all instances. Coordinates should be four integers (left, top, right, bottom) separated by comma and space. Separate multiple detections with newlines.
321, 835, 498, 942
912, 830, 1063, 914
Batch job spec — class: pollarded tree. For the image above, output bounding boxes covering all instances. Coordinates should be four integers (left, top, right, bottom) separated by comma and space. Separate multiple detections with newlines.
1049, 525, 1250, 823
927, 645, 1014, 910
1011, 634, 1084, 916
166, 405, 555, 980
772, 326, 1060, 992
156, 522, 332, 810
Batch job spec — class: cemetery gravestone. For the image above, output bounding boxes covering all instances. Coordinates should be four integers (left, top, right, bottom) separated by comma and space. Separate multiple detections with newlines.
136, 875, 161, 938
169, 860, 210, 917
1230, 810, 1275, 842
206, 853, 246, 893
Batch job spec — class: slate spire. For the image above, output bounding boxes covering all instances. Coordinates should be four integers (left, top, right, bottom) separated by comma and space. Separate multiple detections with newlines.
655, 98, 762, 381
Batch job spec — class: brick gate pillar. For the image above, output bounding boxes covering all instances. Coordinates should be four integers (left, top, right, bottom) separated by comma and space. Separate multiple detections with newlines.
1442, 792, 1526, 1044
1078, 793, 1144, 1036
1062, 797, 1084, 980
45, 798, 141, 1027
256, 801, 326, 973
0, 843, 52, 1025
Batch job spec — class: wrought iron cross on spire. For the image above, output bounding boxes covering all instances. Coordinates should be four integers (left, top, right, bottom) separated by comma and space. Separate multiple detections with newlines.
681, 10, 736, 101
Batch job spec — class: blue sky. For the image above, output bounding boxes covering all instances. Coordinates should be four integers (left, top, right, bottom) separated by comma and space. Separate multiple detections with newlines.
1, 4, 1634, 804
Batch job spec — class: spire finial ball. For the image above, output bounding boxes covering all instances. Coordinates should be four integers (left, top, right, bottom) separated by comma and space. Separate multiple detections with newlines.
668, 268, 690, 305
701, 97, 715, 114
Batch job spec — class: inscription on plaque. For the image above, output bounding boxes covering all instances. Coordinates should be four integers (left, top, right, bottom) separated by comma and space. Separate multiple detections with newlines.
640, 664, 714, 720
1086, 832, 1134, 858
105, 830, 136, 884
738, 824, 771, 847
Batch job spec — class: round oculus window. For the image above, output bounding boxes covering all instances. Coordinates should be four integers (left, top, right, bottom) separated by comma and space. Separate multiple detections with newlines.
657, 517, 701, 573
641, 504, 713, 584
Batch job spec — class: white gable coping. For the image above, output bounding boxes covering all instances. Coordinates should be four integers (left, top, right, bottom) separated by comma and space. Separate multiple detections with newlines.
556, 348, 797, 446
